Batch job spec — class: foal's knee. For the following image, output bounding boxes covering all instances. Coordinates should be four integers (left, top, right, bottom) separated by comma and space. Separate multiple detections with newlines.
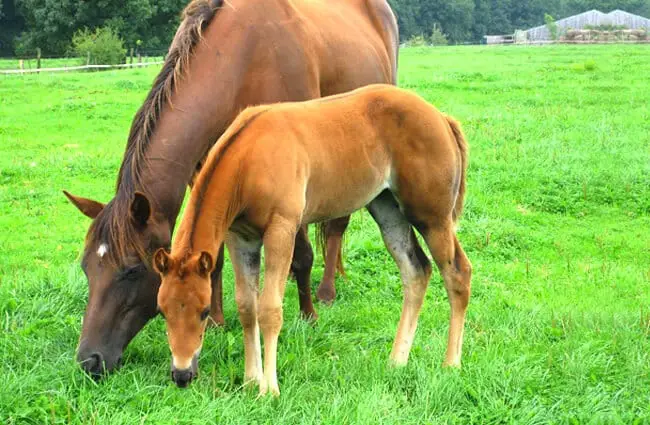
236, 297, 257, 328
258, 304, 283, 335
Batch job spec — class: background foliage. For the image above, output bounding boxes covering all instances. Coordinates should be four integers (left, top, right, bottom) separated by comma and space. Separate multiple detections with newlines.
71, 27, 127, 65
1, 0, 650, 55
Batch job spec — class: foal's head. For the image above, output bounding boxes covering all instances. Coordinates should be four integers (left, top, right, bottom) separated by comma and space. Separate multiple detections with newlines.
153, 249, 215, 387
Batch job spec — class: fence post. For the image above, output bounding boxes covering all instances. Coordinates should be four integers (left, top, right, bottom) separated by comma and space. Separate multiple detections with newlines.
36, 48, 42, 71
130, 48, 134, 67
19, 59, 24, 70
137, 52, 142, 64
86, 52, 91, 66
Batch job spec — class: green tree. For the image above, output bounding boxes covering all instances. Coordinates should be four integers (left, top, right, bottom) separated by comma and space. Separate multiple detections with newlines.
15, 0, 185, 55
545, 13, 559, 39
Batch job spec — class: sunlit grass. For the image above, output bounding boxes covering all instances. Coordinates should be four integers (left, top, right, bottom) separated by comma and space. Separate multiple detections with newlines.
0, 45, 648, 424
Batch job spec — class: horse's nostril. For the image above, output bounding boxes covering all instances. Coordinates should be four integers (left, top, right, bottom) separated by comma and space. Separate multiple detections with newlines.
80, 352, 105, 378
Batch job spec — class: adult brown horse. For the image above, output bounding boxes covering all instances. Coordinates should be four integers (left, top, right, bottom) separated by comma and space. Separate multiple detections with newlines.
153, 84, 471, 394
64, 0, 398, 377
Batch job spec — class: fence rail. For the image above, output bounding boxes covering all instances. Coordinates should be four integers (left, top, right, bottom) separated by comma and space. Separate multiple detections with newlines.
0, 60, 164, 75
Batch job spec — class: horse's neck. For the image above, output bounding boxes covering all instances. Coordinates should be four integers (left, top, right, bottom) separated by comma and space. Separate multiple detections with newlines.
133, 70, 242, 226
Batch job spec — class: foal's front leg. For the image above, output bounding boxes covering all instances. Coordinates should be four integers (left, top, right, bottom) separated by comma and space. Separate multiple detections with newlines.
226, 235, 263, 386
258, 218, 297, 396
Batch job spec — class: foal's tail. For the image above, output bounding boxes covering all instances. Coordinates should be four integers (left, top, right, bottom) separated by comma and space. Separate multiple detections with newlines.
445, 116, 468, 222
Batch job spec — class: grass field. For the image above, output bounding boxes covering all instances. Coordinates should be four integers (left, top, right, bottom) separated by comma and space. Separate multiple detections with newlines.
1, 45, 649, 424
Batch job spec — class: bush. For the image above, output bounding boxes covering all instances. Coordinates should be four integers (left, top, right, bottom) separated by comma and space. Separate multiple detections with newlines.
404, 34, 428, 47
430, 23, 448, 46
545, 14, 558, 41
72, 27, 126, 65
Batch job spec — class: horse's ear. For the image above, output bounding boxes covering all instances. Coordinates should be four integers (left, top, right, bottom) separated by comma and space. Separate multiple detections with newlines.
130, 192, 151, 227
197, 251, 214, 277
153, 248, 171, 275
63, 190, 105, 219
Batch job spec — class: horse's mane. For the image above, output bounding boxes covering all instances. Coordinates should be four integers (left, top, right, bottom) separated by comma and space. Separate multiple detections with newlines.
87, 0, 224, 267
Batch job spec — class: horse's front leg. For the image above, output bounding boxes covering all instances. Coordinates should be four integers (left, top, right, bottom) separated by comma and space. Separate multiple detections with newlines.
208, 245, 226, 326
258, 217, 298, 397
291, 225, 318, 320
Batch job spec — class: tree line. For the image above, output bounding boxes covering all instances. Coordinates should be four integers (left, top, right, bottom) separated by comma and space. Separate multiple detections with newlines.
1, 0, 649, 56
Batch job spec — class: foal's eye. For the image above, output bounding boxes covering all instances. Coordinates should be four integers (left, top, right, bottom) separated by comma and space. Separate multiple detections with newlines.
200, 307, 210, 321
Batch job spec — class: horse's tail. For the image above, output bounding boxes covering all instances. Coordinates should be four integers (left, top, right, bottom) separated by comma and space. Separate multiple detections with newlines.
315, 223, 345, 276
445, 115, 468, 222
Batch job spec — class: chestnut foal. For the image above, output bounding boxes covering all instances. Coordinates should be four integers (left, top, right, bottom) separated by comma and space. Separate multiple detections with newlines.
153, 84, 471, 395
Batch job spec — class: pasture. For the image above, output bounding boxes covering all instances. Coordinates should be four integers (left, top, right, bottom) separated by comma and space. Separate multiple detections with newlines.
0, 45, 649, 423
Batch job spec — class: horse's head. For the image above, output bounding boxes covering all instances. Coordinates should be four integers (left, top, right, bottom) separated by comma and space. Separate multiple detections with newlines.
64, 190, 171, 378
153, 249, 214, 388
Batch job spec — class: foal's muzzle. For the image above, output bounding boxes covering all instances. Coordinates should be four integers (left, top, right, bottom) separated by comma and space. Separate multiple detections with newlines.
171, 367, 195, 388
170, 355, 199, 388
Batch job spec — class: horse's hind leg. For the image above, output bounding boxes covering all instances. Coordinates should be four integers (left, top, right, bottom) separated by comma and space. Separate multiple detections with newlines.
316, 215, 350, 304
421, 223, 472, 367
367, 191, 432, 366
291, 225, 318, 320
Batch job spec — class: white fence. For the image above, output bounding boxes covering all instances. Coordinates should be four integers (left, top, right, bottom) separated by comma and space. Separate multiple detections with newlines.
0, 60, 164, 75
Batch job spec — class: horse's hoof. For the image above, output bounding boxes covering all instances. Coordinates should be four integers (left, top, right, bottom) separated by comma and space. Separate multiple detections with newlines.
208, 312, 225, 327
300, 309, 318, 323
316, 285, 336, 305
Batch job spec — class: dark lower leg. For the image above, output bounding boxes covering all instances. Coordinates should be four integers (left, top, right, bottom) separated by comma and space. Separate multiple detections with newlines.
316, 215, 350, 303
291, 226, 317, 320
209, 245, 226, 326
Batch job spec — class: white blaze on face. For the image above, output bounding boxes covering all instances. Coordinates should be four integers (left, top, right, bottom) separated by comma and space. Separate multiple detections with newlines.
173, 346, 202, 370
97, 243, 108, 259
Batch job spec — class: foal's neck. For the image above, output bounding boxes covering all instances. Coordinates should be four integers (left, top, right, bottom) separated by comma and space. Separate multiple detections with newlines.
176, 161, 242, 258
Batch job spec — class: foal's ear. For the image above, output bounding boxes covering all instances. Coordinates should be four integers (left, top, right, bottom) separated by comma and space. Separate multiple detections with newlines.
130, 192, 151, 227
153, 248, 171, 275
63, 190, 105, 219
197, 251, 214, 277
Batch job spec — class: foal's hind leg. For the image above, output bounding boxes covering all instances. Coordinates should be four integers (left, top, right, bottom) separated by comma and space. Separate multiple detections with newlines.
421, 224, 472, 367
290, 226, 318, 320
316, 215, 350, 304
367, 191, 432, 366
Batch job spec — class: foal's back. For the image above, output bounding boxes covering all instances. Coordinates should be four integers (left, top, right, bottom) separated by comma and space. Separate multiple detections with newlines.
234, 84, 462, 224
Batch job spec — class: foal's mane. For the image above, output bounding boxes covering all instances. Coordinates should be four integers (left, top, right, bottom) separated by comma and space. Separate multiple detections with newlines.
87, 0, 224, 266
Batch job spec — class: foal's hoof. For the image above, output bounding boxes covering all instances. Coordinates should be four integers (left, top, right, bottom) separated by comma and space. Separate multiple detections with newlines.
316, 285, 336, 305
442, 360, 462, 369
258, 382, 280, 398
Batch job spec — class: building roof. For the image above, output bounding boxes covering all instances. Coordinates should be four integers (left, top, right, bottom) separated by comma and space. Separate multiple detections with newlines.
526, 9, 650, 40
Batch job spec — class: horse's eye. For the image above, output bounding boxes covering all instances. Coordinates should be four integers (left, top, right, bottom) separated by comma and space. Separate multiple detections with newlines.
200, 307, 210, 321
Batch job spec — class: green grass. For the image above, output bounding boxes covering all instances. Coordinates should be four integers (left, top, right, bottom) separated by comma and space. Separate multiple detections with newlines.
1, 45, 649, 424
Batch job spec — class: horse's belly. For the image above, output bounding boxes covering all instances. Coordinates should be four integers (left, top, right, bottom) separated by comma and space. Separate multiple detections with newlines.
302, 166, 389, 224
